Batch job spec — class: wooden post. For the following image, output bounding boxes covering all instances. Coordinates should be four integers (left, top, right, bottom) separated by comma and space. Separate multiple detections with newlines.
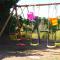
0, 8, 14, 37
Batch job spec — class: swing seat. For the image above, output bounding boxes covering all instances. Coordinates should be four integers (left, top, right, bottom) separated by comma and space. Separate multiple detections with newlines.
16, 43, 31, 47
47, 41, 56, 48
17, 38, 26, 41
47, 45, 56, 48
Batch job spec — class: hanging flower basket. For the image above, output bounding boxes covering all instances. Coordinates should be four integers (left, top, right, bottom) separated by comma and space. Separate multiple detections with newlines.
27, 12, 35, 22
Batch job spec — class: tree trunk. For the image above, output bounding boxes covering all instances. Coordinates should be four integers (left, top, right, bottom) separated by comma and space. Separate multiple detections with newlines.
0, 7, 10, 44
37, 27, 41, 45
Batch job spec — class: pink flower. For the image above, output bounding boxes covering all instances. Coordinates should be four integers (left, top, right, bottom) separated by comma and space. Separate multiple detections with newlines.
27, 12, 35, 21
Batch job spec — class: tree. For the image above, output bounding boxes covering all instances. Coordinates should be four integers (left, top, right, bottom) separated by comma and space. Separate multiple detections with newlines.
58, 19, 60, 29
9, 15, 17, 33
0, 0, 19, 43
32, 16, 41, 45
33, 16, 41, 32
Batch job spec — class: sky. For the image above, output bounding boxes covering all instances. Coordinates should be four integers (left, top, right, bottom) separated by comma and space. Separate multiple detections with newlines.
17, 0, 60, 4
16, 0, 60, 18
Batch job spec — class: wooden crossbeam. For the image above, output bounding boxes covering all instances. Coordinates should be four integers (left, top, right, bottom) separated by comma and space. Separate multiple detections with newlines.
16, 2, 60, 7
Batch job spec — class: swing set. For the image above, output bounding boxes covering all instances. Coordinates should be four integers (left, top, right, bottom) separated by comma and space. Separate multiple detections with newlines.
16, 3, 59, 48
0, 2, 60, 48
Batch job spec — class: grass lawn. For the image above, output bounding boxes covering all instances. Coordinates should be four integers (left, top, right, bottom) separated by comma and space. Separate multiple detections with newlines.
55, 43, 60, 47
9, 30, 60, 40
32, 31, 60, 40
9, 30, 60, 47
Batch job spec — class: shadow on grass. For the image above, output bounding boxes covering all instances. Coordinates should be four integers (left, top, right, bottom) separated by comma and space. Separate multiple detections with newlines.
0, 44, 45, 60
0, 50, 44, 60
0, 41, 60, 60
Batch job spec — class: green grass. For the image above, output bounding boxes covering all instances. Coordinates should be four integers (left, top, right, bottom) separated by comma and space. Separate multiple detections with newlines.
55, 43, 60, 47
9, 30, 60, 41
49, 31, 60, 40
32, 30, 60, 40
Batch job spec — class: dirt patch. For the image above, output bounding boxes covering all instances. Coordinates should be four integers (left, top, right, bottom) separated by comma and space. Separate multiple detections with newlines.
1, 48, 60, 60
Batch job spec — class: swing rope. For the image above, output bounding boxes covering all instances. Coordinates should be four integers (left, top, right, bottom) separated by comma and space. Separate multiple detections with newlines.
47, 4, 57, 48
20, 7, 25, 18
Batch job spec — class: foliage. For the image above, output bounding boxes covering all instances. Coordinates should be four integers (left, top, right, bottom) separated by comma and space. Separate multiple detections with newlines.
32, 16, 41, 32
0, 0, 19, 44
58, 19, 60, 24
0, 0, 19, 28
0, 0, 19, 14
9, 15, 17, 33
0, 0, 19, 25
